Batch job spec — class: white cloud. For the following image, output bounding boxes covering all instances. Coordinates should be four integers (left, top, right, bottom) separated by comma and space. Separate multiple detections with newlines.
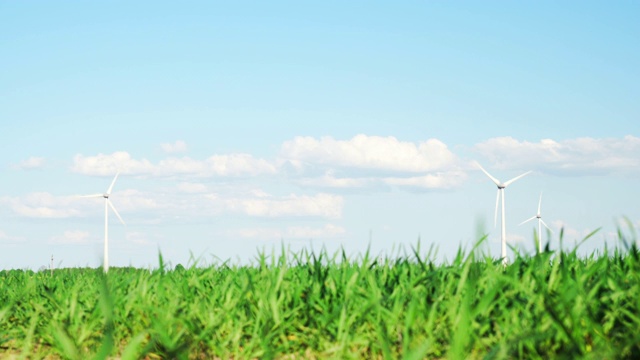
383, 171, 468, 190
13, 156, 45, 170
250, 189, 272, 198
3, 188, 340, 221
0, 230, 25, 244
112, 189, 163, 212
72, 152, 277, 178
71, 135, 464, 191
204, 193, 219, 201
161, 140, 188, 154
232, 223, 346, 239
126, 232, 153, 246
296, 170, 468, 191
224, 193, 343, 218
488, 233, 526, 245
1, 193, 83, 218
72, 152, 155, 176
194, 189, 344, 219
176, 182, 208, 193
549, 220, 605, 242
155, 156, 206, 175
202, 154, 276, 176
281, 134, 458, 173
1, 189, 162, 219
506, 233, 527, 244
50, 230, 92, 245
280, 135, 465, 190
474, 135, 640, 175
287, 224, 346, 238
233, 228, 282, 239
297, 171, 373, 188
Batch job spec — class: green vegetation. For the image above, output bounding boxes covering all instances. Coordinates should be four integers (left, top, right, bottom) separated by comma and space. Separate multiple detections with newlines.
1, 231, 640, 359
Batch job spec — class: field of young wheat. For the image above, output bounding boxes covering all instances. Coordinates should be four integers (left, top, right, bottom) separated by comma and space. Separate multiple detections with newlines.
1, 233, 639, 359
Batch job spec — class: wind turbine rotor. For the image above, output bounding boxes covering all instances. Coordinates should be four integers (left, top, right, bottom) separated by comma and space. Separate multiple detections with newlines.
107, 200, 126, 226
540, 219, 553, 233
476, 162, 502, 187
503, 171, 532, 187
77, 194, 104, 198
537, 192, 543, 214
519, 216, 537, 226
106, 172, 120, 195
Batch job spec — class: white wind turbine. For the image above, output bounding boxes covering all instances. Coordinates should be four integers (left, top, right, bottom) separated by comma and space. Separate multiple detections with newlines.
476, 162, 532, 264
78, 172, 125, 272
519, 192, 552, 253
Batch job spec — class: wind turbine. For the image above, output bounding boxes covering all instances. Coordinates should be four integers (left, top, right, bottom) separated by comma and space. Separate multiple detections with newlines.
78, 172, 125, 272
476, 162, 531, 264
519, 192, 552, 253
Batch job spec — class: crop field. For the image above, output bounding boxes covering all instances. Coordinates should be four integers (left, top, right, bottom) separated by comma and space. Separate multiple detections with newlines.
1, 233, 640, 359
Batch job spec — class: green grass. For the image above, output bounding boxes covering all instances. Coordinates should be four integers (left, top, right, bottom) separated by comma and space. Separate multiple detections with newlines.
1, 230, 640, 359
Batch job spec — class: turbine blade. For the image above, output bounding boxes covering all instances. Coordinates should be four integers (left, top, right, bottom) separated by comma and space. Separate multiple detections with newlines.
108, 200, 126, 226
494, 190, 500, 228
77, 194, 104, 198
540, 219, 553, 233
518, 216, 537, 226
504, 170, 532, 187
106, 172, 120, 195
538, 192, 543, 214
475, 162, 501, 186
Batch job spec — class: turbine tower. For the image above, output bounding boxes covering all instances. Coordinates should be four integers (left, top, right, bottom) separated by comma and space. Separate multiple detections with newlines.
79, 172, 125, 272
476, 162, 531, 264
519, 192, 552, 253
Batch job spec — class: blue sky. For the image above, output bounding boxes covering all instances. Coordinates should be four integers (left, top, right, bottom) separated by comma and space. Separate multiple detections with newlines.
1, 2, 639, 270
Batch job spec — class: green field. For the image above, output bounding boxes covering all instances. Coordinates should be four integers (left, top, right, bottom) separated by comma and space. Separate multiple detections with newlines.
1, 232, 640, 359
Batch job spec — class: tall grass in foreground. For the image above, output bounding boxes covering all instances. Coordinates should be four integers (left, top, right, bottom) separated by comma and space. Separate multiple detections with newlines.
1, 234, 640, 359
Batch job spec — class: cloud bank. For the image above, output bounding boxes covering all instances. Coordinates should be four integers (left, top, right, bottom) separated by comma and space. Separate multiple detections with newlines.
281, 134, 465, 190
231, 223, 346, 239
224, 193, 343, 218
72, 152, 277, 177
13, 157, 46, 170
161, 140, 188, 154
475, 136, 640, 175
281, 134, 458, 173
50, 230, 93, 245
1, 193, 83, 219
9, 134, 638, 223
4, 189, 343, 220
